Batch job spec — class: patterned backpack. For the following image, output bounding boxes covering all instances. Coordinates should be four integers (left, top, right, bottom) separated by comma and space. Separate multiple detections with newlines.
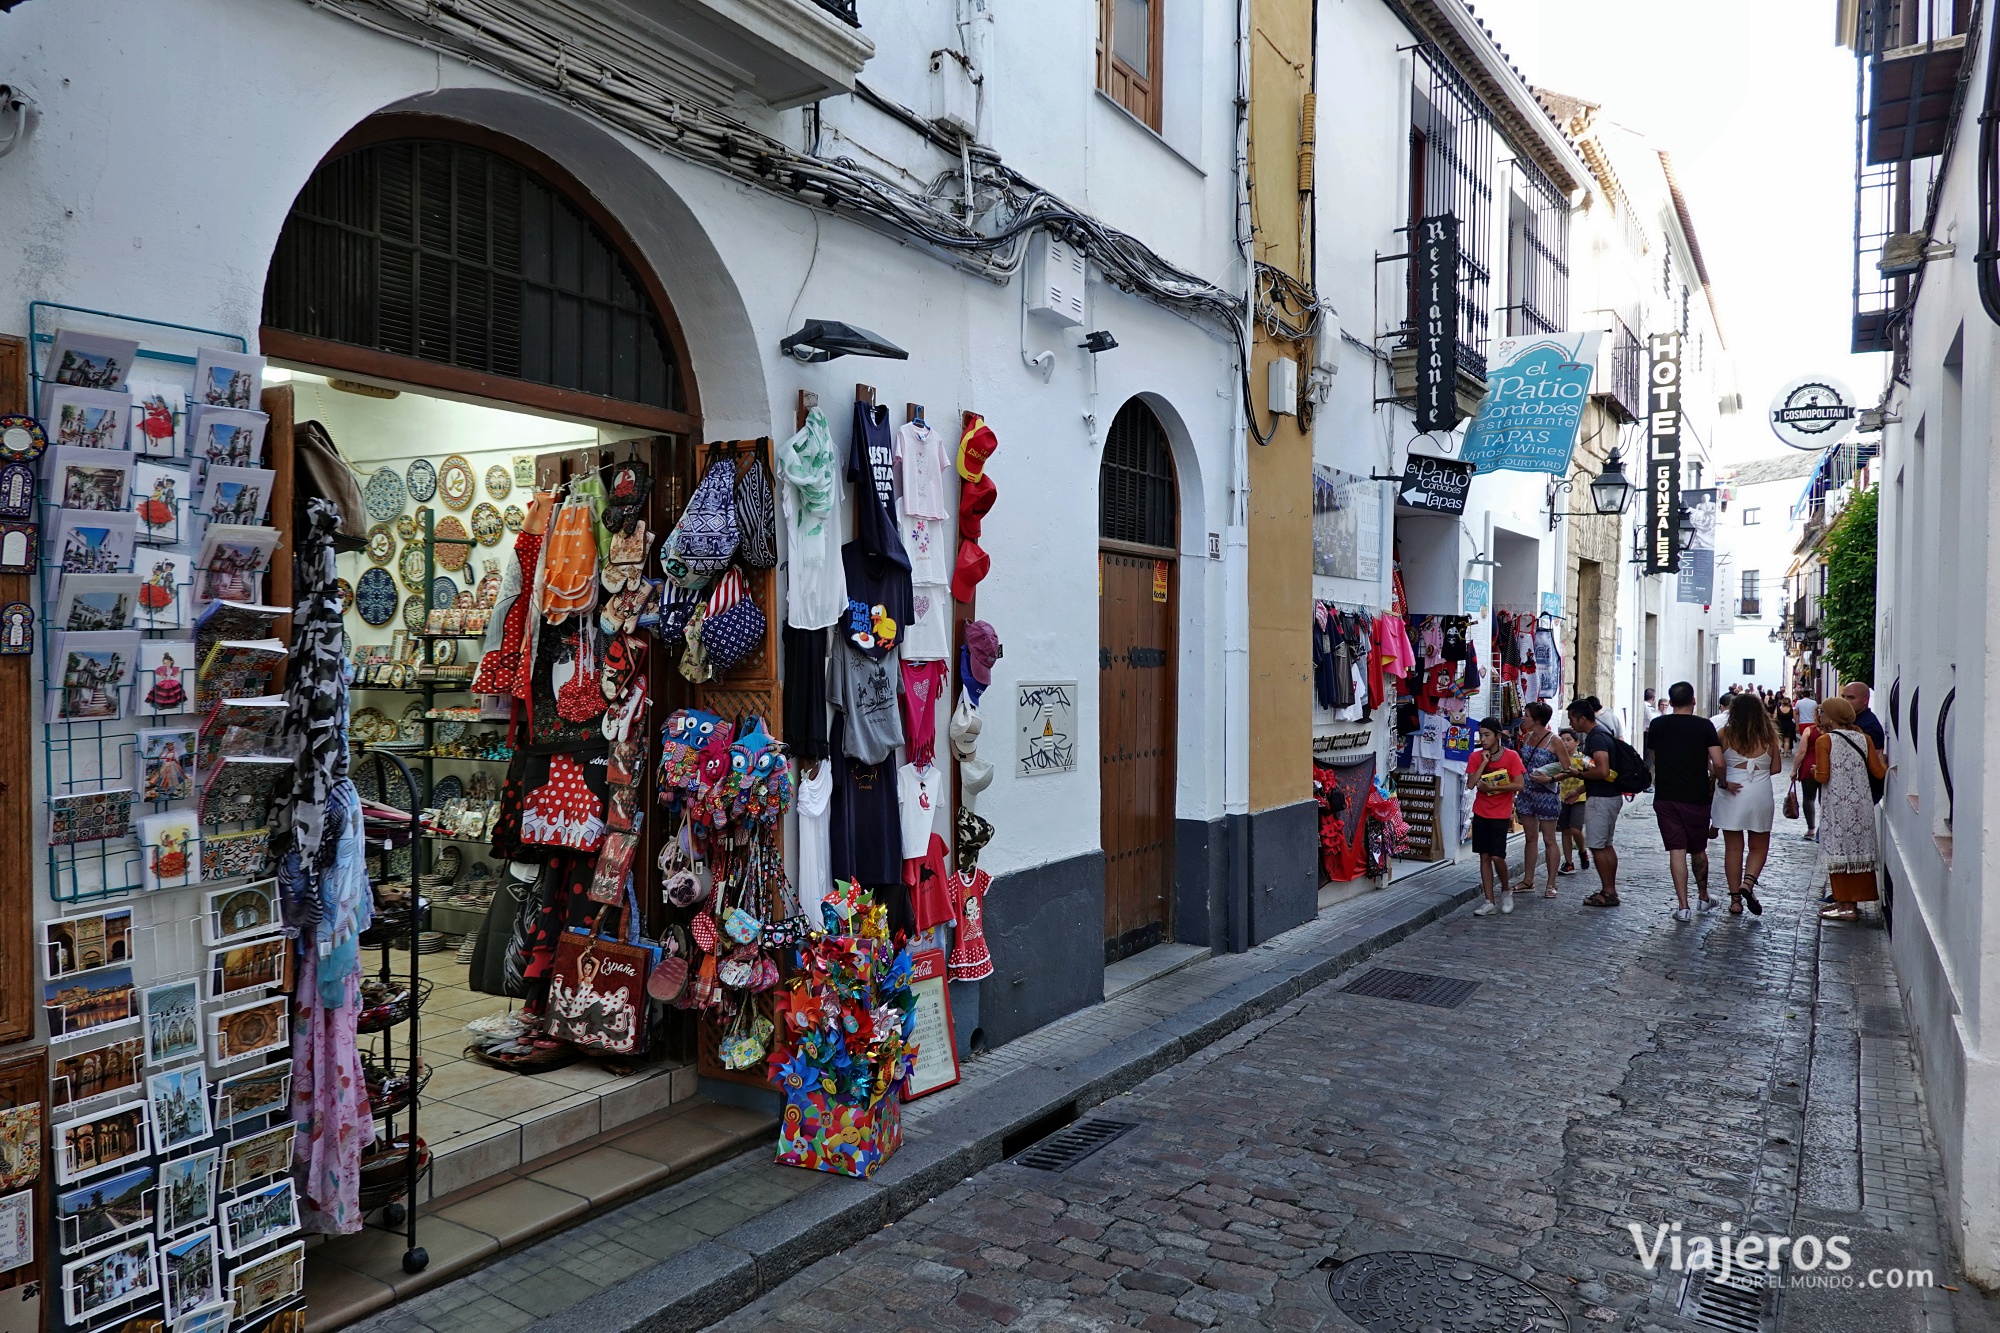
662, 458, 739, 586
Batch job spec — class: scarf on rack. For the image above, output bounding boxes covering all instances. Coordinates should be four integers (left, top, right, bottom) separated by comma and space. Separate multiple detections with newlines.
777, 407, 837, 529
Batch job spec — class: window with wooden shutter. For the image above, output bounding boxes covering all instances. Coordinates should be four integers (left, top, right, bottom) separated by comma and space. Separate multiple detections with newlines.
1100, 400, 1177, 549
1098, 0, 1163, 130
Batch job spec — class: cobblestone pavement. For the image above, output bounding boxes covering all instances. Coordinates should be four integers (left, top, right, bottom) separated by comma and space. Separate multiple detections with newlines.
711, 802, 2000, 1333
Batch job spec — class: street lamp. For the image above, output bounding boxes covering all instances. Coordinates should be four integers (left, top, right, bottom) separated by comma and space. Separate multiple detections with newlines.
1677, 504, 1697, 550
1547, 449, 1637, 531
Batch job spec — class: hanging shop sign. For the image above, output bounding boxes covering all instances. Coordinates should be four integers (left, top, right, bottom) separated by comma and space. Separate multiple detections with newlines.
1412, 214, 1461, 434
1461, 579, 1490, 615
1397, 453, 1474, 516
1016, 681, 1078, 778
1312, 465, 1383, 580
1645, 332, 1683, 575
1676, 488, 1719, 605
1457, 330, 1604, 475
1540, 590, 1563, 619
1768, 375, 1857, 451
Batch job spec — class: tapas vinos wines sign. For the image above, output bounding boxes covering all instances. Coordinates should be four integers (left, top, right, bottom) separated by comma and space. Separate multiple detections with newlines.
1457, 331, 1603, 475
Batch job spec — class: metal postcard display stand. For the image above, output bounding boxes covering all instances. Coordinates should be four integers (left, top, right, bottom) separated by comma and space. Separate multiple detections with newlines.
30, 304, 306, 1333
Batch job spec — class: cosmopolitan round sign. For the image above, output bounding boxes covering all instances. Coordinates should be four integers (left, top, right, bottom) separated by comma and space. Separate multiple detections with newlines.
1769, 376, 1857, 451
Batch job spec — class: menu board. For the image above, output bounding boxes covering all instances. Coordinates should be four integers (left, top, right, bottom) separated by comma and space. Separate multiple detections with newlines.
902, 949, 961, 1100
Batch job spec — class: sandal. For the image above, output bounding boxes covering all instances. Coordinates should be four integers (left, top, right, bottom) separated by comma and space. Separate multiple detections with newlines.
1582, 890, 1620, 907
1820, 905, 1859, 922
1742, 878, 1763, 916
1729, 893, 1744, 916
1542, 886, 1559, 899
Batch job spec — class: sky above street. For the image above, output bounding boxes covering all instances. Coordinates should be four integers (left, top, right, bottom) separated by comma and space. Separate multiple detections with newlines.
1473, 0, 1886, 463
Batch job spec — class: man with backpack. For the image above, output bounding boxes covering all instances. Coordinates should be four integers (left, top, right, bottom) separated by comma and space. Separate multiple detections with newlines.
1570, 697, 1649, 907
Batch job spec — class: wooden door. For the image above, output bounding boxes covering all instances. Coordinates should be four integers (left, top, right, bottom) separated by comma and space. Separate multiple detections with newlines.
1100, 549, 1176, 961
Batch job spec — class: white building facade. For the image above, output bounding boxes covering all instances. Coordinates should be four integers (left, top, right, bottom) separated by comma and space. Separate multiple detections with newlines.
1714, 454, 1820, 697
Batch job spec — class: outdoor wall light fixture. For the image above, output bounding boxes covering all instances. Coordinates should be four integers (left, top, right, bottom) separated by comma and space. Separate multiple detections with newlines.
1676, 504, 1697, 550
1546, 448, 1635, 531
780, 319, 910, 363
1078, 330, 1119, 353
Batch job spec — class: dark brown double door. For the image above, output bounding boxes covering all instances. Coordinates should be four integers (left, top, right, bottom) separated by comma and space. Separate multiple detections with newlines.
1100, 548, 1176, 962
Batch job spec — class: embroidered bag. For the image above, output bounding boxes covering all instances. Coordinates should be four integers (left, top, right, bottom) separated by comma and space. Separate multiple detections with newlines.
665, 458, 740, 582
699, 567, 766, 673
733, 453, 779, 569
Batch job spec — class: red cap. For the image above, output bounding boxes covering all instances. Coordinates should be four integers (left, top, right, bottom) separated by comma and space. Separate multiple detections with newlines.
957, 414, 998, 481
958, 472, 998, 540
951, 540, 991, 604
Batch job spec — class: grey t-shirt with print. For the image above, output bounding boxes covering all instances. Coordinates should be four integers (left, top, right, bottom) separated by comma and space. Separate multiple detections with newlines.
830, 639, 906, 764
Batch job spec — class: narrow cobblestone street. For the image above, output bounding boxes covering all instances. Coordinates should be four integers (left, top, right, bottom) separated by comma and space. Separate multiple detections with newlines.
706, 809, 2000, 1333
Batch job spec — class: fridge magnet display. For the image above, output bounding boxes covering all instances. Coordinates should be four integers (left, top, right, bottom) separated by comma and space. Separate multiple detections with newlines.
146, 1067, 211, 1153
0, 413, 47, 460
404, 457, 436, 502
209, 997, 286, 1065
46, 330, 140, 390
218, 1125, 292, 1192
134, 461, 188, 543
142, 980, 202, 1066
138, 552, 194, 630
53, 1098, 150, 1185
44, 907, 135, 979
202, 882, 279, 946
0, 521, 36, 574
200, 829, 271, 884
0, 1103, 42, 1190
191, 349, 263, 410
56, 1165, 152, 1250
137, 811, 200, 893
61, 1232, 157, 1324
220, 1179, 297, 1256
0, 459, 35, 518
49, 785, 135, 845
188, 406, 268, 467
206, 940, 283, 1000
0, 1188, 29, 1272
44, 445, 131, 510
228, 1239, 303, 1320
50, 630, 140, 722
53, 572, 139, 631
43, 967, 139, 1041
49, 508, 137, 573
42, 385, 131, 448
213, 1064, 288, 1129
438, 453, 475, 509
158, 1149, 217, 1237
163, 1226, 223, 1323
141, 729, 198, 803
139, 639, 195, 714
194, 524, 279, 603
0, 601, 27, 653
129, 382, 186, 457
51, 1035, 145, 1108
200, 466, 274, 526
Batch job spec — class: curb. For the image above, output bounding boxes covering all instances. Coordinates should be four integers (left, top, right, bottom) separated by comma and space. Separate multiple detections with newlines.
530, 860, 1487, 1333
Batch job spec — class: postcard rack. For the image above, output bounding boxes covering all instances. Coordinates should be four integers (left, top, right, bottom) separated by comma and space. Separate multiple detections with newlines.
356, 749, 430, 1276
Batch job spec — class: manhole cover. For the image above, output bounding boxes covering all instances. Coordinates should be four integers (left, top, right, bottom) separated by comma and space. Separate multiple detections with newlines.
1340, 968, 1481, 1010
1327, 1251, 1569, 1332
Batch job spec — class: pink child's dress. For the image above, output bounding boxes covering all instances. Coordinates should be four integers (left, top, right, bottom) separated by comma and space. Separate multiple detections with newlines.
947, 866, 994, 981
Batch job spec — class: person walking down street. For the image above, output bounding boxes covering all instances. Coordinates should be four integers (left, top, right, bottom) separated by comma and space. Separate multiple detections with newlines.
1570, 699, 1624, 908
1513, 702, 1570, 899
1790, 715, 1823, 837
1556, 718, 1591, 876
1814, 697, 1889, 923
1841, 681, 1886, 754
1465, 718, 1526, 917
1644, 681, 1722, 922
1587, 695, 1622, 739
1774, 694, 1797, 756
1713, 693, 1783, 916
1795, 692, 1818, 729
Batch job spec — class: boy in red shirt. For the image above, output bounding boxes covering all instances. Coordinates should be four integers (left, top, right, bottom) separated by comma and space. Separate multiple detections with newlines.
1465, 717, 1525, 916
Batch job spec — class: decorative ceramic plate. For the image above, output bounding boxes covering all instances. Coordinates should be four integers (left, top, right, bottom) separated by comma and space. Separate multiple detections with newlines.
398, 544, 429, 592
484, 465, 512, 501
352, 707, 388, 743
503, 505, 525, 532
429, 576, 458, 613
336, 578, 355, 614
355, 567, 399, 626
454, 590, 475, 609
471, 502, 504, 547
433, 639, 458, 667
364, 467, 406, 522
434, 844, 462, 882
402, 594, 427, 632
476, 563, 502, 608
342, 629, 352, 659
439, 455, 475, 511
399, 702, 425, 742
436, 719, 467, 745
434, 517, 471, 570
395, 513, 419, 543
433, 775, 464, 806
0, 415, 48, 461
366, 523, 395, 566
405, 458, 437, 503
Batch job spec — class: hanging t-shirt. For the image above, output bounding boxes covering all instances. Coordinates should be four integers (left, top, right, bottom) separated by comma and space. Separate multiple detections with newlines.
828, 639, 905, 764
795, 762, 833, 926
900, 658, 948, 766
830, 717, 901, 887
899, 503, 952, 584
896, 420, 950, 520
841, 541, 915, 662
778, 408, 848, 630
847, 401, 909, 567
903, 583, 952, 663
781, 624, 830, 762
1441, 617, 1469, 662
897, 761, 943, 859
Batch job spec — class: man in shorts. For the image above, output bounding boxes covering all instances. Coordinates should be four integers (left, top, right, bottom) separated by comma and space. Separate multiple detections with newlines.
1645, 680, 1724, 922
1569, 699, 1624, 906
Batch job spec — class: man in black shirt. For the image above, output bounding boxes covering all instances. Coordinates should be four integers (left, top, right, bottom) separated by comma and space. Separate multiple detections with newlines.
1645, 681, 1724, 922
1570, 699, 1624, 907
1841, 681, 1886, 756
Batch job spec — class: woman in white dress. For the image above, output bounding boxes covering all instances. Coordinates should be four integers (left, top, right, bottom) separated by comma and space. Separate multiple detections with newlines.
1711, 693, 1783, 915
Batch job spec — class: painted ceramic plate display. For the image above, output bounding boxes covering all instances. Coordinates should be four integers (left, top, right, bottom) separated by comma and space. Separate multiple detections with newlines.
366, 524, 395, 566
432, 775, 464, 806
454, 590, 475, 609
470, 503, 504, 547
404, 458, 436, 503
434, 845, 462, 882
503, 505, 525, 532
433, 517, 471, 570
398, 703, 425, 743
429, 576, 458, 612
436, 719, 467, 745
476, 563, 502, 608
433, 639, 457, 667
0, 415, 49, 460
336, 578, 354, 614
438, 455, 475, 511
355, 568, 398, 626
398, 545, 428, 592
402, 594, 427, 632
484, 465, 512, 501
395, 513, 419, 543
363, 467, 406, 522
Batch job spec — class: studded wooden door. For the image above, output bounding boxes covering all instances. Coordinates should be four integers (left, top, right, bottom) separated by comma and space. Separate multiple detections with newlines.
1099, 550, 1176, 961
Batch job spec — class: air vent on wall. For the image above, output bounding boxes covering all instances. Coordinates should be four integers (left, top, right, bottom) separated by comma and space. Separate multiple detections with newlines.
1025, 231, 1088, 328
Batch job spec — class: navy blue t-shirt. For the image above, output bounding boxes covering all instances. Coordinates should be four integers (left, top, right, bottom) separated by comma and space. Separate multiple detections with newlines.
847, 401, 909, 568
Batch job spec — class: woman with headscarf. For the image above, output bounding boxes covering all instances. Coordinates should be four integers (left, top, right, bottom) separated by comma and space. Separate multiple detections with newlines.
1812, 696, 1887, 922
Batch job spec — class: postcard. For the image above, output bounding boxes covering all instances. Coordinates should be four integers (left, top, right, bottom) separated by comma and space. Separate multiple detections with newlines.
44, 907, 134, 979
41, 384, 132, 450
200, 830, 272, 886
186, 406, 267, 469
175, 1302, 231, 1333
192, 349, 263, 411
48, 784, 134, 845
213, 1063, 288, 1129
140, 727, 199, 803
200, 465, 274, 527
202, 880, 280, 946
48, 507, 137, 574
207, 939, 284, 1001
159, 1148, 218, 1237
143, 979, 202, 1066
55, 1164, 153, 1250
208, 996, 287, 1066
136, 550, 194, 631
227, 1238, 302, 1320
53, 1098, 150, 1185
48, 630, 140, 723
147, 1066, 211, 1153
195, 524, 279, 604
46, 330, 139, 391
220, 1179, 297, 1257
139, 638, 195, 716
43, 967, 138, 1042
137, 809, 200, 893
43, 445, 133, 511
134, 460, 190, 544
52, 573, 139, 633
128, 381, 186, 458
51, 1034, 145, 1110
164, 1226, 223, 1323
0, 1104, 42, 1191
219, 1124, 293, 1193
0, 1188, 31, 1272
198, 756, 289, 827
61, 1231, 157, 1323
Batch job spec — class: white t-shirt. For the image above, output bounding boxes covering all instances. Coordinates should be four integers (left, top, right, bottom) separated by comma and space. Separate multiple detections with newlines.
781, 456, 847, 631
898, 503, 953, 584
897, 761, 943, 860
903, 583, 952, 663
795, 763, 833, 925
895, 421, 950, 520
1795, 697, 1818, 725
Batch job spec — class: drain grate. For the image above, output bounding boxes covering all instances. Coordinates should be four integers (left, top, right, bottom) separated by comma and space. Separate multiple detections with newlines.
1340, 967, 1481, 1010
1326, 1250, 1568, 1331
1680, 1267, 1769, 1333
1012, 1118, 1138, 1172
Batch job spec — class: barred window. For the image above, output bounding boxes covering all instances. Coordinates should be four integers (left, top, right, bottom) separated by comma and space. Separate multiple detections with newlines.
1409, 44, 1496, 379
1505, 158, 1569, 336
